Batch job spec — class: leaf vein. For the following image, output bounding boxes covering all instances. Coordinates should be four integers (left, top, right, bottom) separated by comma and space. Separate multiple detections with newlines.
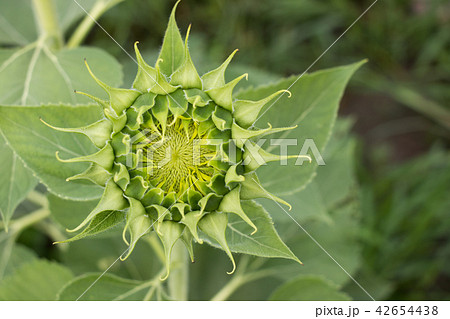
21, 42, 43, 105
2, 115, 84, 157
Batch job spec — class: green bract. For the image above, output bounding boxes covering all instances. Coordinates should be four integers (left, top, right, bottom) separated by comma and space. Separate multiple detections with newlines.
46, 1, 308, 278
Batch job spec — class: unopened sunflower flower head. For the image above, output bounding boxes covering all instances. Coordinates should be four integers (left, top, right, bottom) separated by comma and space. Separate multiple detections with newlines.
45, 1, 308, 279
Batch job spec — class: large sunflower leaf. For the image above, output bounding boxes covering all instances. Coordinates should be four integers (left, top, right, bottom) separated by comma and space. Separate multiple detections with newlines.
58, 273, 149, 301
0, 0, 97, 46
0, 259, 73, 301
0, 134, 37, 229
269, 275, 351, 301
0, 104, 104, 200
235, 61, 365, 195
0, 45, 122, 105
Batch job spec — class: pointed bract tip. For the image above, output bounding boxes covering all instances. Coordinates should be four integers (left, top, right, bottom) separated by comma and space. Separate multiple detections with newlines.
185, 24, 192, 43
301, 155, 312, 163
39, 117, 49, 126
226, 259, 237, 275
84, 59, 110, 92
55, 151, 72, 164
232, 73, 247, 83
184, 24, 192, 48
155, 58, 164, 69
84, 59, 90, 70
122, 226, 130, 246
160, 270, 170, 281
40, 118, 62, 131
120, 248, 132, 261
173, 0, 182, 11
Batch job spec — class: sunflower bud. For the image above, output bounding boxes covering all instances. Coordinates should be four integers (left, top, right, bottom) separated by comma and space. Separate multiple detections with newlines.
48, 0, 307, 278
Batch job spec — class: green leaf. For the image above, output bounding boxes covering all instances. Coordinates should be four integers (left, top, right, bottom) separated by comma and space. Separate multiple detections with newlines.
313, 119, 356, 208
58, 273, 150, 301
201, 200, 300, 262
0, 45, 122, 105
257, 120, 362, 287
48, 194, 98, 230
61, 235, 162, 280
268, 204, 362, 287
54, 0, 98, 33
0, 41, 121, 218
0, 240, 37, 279
269, 275, 351, 301
157, 0, 185, 77
0, 104, 104, 200
235, 61, 365, 195
3, 245, 38, 278
0, 1, 37, 46
0, 134, 37, 228
0, 259, 73, 300
0, 0, 96, 46
264, 118, 357, 224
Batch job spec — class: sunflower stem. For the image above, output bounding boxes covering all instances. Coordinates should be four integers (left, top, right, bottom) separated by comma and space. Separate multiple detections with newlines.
210, 257, 276, 301
9, 208, 50, 235
66, 0, 124, 48
168, 241, 189, 300
27, 190, 49, 209
31, 0, 63, 50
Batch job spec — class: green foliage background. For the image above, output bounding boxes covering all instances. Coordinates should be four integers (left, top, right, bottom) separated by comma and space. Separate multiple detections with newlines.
0, 0, 449, 301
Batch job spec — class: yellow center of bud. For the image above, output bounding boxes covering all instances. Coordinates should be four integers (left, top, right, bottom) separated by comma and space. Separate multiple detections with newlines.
141, 118, 216, 195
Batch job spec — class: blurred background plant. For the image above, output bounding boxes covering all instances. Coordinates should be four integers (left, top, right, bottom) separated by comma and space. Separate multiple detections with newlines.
0, 0, 448, 300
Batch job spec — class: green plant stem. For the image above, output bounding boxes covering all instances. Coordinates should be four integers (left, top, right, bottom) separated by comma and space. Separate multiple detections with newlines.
143, 285, 158, 301
210, 257, 275, 301
8, 208, 50, 235
0, 191, 49, 232
142, 268, 167, 301
27, 190, 49, 209
14, 191, 50, 233
31, 0, 63, 50
66, 0, 124, 48
168, 241, 189, 300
